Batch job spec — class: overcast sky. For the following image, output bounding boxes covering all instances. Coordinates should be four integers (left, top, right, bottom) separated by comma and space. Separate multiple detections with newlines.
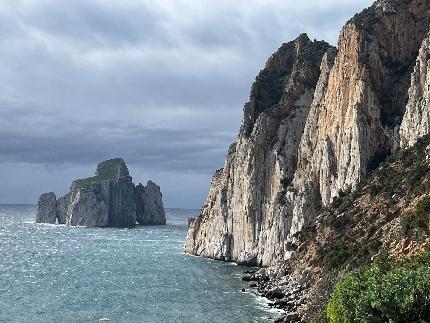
0, 0, 374, 208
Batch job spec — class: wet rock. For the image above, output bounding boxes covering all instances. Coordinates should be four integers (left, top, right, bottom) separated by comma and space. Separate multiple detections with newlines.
134, 180, 166, 225
56, 193, 69, 225
266, 288, 285, 300
36, 192, 57, 224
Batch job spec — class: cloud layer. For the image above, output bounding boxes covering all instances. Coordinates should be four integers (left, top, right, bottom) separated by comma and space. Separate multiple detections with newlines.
0, 0, 374, 207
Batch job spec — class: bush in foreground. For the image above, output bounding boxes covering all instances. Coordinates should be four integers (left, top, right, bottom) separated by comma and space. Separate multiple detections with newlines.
326, 263, 430, 322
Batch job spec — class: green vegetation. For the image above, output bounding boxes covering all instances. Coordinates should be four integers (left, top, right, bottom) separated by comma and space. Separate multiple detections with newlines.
306, 136, 430, 322
326, 251, 430, 323
316, 238, 381, 270
297, 39, 331, 65
317, 239, 352, 270
73, 158, 127, 189
95, 158, 125, 178
403, 196, 430, 237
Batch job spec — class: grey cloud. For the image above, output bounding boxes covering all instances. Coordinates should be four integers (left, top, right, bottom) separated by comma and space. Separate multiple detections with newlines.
0, 106, 233, 171
0, 0, 374, 207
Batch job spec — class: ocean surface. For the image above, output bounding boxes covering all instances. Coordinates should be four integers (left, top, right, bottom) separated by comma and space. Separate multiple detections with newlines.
0, 205, 279, 323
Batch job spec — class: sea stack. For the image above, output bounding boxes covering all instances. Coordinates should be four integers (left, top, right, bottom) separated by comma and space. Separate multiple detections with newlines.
36, 158, 166, 227
135, 181, 166, 225
35, 192, 57, 224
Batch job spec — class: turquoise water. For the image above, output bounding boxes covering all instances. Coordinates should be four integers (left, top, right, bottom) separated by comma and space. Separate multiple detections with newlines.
0, 205, 279, 323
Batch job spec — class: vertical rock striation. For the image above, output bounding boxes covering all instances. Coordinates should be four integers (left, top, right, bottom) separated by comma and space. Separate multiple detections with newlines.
36, 192, 57, 224
400, 32, 430, 147
64, 158, 136, 227
186, 35, 334, 265
185, 0, 430, 266
135, 181, 166, 225
55, 193, 69, 224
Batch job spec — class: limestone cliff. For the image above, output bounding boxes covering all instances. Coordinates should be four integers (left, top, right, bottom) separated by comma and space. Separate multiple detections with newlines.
36, 192, 57, 224
135, 181, 166, 225
185, 0, 430, 266
185, 34, 334, 265
36, 158, 165, 227
253, 134, 430, 321
400, 32, 430, 147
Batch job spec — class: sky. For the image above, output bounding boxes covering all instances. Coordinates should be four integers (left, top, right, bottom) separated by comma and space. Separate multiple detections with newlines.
0, 0, 374, 208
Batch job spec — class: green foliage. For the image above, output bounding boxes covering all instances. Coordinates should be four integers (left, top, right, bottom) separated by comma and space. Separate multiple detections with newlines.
73, 158, 127, 189
317, 240, 352, 270
400, 250, 430, 270
95, 158, 126, 179
326, 267, 383, 323
403, 196, 430, 237
326, 261, 430, 323
316, 238, 383, 270
297, 39, 331, 65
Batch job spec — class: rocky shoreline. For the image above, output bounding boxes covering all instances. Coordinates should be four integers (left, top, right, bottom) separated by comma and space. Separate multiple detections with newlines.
185, 0, 430, 320
241, 267, 317, 322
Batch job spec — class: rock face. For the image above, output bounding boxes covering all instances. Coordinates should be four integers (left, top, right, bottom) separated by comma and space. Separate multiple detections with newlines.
254, 134, 430, 321
400, 32, 430, 147
64, 158, 136, 227
186, 34, 334, 265
36, 158, 165, 227
36, 192, 57, 224
55, 193, 69, 225
135, 181, 166, 225
185, 0, 430, 266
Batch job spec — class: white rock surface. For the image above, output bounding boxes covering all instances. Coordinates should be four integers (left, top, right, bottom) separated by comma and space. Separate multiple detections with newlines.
400, 33, 430, 147
185, 0, 430, 266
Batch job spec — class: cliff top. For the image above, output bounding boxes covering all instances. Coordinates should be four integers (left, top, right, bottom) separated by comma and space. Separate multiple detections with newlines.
95, 158, 129, 178
73, 158, 130, 189
348, 0, 413, 26
242, 34, 332, 135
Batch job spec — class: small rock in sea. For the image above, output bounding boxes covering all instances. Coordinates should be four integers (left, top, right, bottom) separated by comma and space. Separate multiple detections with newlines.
242, 288, 246, 292
36, 192, 57, 224
242, 275, 258, 282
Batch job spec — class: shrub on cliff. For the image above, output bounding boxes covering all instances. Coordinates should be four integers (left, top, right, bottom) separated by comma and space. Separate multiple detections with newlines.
403, 196, 430, 237
326, 263, 430, 322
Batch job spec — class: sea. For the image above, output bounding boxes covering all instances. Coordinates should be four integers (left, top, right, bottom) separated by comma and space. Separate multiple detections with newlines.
0, 205, 280, 323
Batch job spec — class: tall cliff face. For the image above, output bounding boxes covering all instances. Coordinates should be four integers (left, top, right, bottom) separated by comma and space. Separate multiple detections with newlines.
36, 192, 57, 224
185, 0, 430, 266
400, 32, 430, 147
185, 35, 334, 265
134, 180, 166, 225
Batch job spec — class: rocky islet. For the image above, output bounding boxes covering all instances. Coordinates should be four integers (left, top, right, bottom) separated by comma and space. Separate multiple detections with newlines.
36, 158, 166, 227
